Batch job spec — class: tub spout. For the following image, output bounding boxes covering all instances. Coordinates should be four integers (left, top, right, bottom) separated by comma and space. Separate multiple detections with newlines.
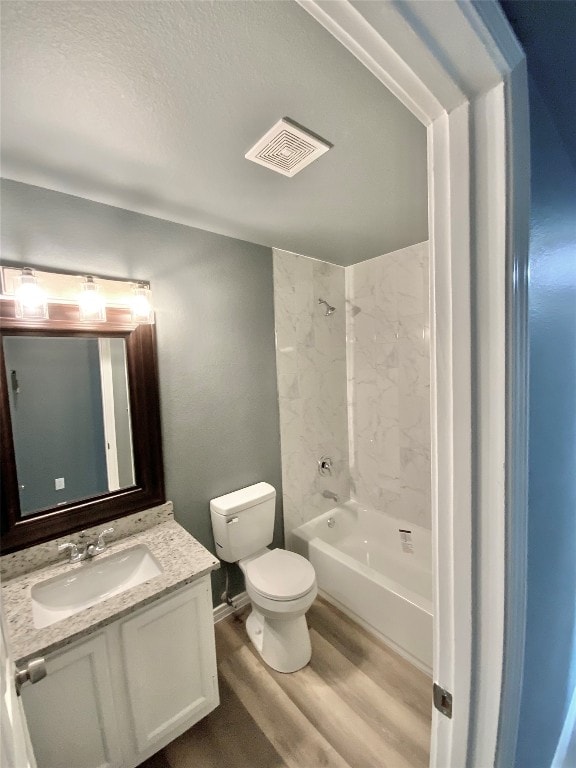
322, 490, 339, 502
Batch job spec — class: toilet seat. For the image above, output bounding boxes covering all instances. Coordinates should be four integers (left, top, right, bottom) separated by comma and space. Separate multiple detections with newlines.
244, 549, 316, 601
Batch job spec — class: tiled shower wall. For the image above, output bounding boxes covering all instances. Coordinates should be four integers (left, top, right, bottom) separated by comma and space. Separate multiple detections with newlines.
273, 242, 430, 544
273, 249, 349, 544
347, 242, 431, 529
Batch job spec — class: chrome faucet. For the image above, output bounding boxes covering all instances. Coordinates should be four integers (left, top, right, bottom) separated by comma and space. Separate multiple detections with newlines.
322, 490, 339, 502
87, 528, 114, 557
58, 527, 114, 563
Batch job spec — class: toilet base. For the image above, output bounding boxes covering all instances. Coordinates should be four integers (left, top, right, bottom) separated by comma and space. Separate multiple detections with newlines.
245, 606, 312, 673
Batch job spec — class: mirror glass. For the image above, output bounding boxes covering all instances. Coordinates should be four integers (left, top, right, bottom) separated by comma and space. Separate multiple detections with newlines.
3, 334, 135, 517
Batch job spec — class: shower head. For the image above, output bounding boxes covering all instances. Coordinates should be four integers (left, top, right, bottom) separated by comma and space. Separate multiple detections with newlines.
318, 298, 336, 316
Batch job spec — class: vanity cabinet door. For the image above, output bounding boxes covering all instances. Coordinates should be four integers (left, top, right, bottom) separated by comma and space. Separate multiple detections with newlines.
119, 578, 219, 758
21, 633, 123, 768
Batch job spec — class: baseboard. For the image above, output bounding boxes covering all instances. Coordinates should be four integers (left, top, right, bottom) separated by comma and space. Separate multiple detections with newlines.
213, 591, 250, 623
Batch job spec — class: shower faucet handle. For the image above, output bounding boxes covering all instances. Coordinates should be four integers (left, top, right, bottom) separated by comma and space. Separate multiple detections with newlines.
318, 456, 333, 476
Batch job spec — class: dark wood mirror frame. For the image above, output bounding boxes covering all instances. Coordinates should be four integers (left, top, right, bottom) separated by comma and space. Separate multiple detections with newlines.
0, 298, 165, 553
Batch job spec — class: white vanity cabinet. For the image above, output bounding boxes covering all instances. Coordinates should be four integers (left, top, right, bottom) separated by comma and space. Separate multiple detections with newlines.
21, 577, 219, 768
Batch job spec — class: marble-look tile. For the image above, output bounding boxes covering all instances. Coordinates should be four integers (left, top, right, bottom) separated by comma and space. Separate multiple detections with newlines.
279, 451, 305, 513
399, 394, 431, 448
273, 249, 350, 541
398, 313, 427, 342
278, 372, 300, 400
400, 445, 431, 492
274, 242, 430, 538
395, 244, 427, 318
398, 339, 430, 397
348, 242, 431, 530
282, 494, 304, 551
398, 486, 431, 529
275, 343, 298, 375
375, 342, 399, 369
273, 251, 300, 369
273, 248, 299, 288
278, 397, 303, 447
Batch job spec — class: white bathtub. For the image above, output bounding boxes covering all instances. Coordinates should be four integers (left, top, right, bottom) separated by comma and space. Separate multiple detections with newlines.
292, 500, 433, 673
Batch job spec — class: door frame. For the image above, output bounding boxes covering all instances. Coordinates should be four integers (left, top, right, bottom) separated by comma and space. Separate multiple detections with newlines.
296, 2, 529, 766
1, 612, 36, 768
98, 337, 121, 492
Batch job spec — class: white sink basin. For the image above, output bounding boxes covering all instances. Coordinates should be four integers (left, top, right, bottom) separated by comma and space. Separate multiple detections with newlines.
31, 545, 163, 629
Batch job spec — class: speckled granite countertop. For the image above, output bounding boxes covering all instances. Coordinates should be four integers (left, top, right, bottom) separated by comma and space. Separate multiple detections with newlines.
2, 514, 219, 665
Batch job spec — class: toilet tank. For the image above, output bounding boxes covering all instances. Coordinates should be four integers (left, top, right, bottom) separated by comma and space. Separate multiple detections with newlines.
210, 482, 276, 563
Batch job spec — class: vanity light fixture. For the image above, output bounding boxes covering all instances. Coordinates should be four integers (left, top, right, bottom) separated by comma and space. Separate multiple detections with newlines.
14, 268, 49, 320
131, 282, 154, 325
79, 275, 106, 322
3, 267, 156, 324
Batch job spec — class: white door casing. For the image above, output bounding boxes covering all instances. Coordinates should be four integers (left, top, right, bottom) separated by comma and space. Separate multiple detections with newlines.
99, 337, 121, 492
296, 2, 529, 766
1, 614, 36, 768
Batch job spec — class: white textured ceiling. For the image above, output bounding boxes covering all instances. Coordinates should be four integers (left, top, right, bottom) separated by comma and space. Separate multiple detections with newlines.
1, 0, 428, 266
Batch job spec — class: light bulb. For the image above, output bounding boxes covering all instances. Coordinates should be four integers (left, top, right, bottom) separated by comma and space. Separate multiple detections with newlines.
14, 268, 49, 320
79, 276, 106, 322
131, 283, 154, 324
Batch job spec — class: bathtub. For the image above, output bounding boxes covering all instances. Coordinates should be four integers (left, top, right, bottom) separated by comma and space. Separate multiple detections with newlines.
292, 500, 433, 673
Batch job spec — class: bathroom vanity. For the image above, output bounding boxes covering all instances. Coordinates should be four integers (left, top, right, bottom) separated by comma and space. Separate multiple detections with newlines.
1, 504, 220, 768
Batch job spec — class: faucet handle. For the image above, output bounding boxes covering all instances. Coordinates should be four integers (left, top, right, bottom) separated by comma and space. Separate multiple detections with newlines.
87, 527, 114, 557
97, 527, 114, 547
58, 541, 78, 559
58, 541, 87, 563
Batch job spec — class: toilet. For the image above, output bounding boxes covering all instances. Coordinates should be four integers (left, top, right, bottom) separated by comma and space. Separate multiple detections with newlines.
210, 482, 317, 673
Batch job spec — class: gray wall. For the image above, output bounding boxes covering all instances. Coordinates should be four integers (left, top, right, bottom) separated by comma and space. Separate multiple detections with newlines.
513, 78, 576, 768
0, 179, 284, 604
499, 4, 576, 766
4, 336, 108, 514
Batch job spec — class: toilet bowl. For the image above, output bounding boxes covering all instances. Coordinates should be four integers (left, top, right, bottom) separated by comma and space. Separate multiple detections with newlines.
210, 483, 317, 673
240, 548, 317, 673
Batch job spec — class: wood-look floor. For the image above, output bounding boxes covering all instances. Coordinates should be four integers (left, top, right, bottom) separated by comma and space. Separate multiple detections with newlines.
141, 598, 431, 768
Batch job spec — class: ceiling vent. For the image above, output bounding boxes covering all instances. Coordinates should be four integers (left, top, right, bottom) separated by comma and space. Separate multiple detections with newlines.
245, 118, 332, 177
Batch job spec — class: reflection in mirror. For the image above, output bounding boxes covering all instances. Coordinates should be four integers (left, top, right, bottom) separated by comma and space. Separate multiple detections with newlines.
3, 335, 135, 517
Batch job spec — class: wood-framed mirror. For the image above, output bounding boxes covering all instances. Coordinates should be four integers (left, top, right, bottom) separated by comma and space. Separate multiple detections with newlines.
0, 298, 165, 553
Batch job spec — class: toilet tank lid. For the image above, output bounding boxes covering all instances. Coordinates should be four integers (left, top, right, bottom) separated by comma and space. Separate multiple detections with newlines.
210, 482, 276, 517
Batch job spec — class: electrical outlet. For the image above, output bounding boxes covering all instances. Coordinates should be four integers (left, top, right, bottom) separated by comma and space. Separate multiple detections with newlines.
55, 477, 65, 491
